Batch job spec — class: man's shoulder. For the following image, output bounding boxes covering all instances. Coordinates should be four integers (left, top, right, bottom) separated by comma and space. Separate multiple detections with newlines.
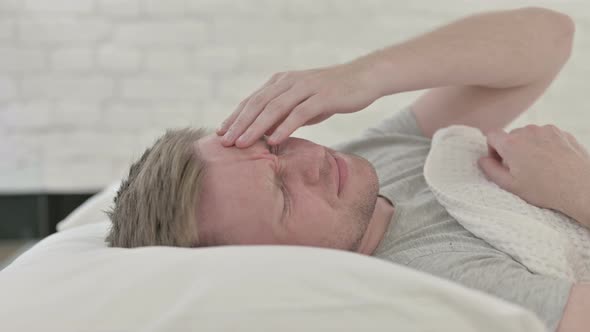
363, 104, 430, 140
329, 105, 431, 154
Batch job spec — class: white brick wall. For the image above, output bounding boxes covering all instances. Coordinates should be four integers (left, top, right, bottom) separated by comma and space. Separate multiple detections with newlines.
51, 48, 94, 71
21, 75, 115, 99
1, 0, 589, 192
18, 18, 110, 44
145, 50, 189, 72
98, 0, 141, 18
97, 46, 141, 72
0, 78, 17, 100
112, 21, 208, 46
0, 48, 45, 72
24, 0, 95, 13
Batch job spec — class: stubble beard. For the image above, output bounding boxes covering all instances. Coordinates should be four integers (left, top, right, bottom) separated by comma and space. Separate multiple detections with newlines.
346, 155, 379, 251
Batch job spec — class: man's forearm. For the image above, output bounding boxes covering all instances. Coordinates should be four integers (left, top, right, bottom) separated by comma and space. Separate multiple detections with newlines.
353, 7, 574, 97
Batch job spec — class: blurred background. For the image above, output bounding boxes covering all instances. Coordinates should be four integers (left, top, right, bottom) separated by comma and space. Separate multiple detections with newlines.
0, 0, 588, 266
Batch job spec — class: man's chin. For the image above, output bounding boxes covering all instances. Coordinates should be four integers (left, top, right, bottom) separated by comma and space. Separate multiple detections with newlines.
353, 153, 379, 193
354, 156, 380, 226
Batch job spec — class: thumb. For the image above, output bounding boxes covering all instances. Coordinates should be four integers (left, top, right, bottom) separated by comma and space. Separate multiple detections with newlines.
477, 156, 515, 192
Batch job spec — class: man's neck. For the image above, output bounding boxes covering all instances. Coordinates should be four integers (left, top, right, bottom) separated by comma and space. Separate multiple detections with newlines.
356, 195, 395, 255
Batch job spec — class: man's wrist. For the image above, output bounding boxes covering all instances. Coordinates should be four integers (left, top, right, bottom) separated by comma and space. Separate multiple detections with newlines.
349, 51, 392, 99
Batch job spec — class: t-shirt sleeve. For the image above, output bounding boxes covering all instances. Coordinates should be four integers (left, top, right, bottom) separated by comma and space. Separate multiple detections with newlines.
407, 251, 572, 332
328, 104, 431, 153
361, 104, 429, 140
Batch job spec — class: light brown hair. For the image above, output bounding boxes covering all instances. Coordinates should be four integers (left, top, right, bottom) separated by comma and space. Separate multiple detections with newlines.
106, 127, 212, 248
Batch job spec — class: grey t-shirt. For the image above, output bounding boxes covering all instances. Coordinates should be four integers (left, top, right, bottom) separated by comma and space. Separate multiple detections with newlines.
330, 105, 572, 332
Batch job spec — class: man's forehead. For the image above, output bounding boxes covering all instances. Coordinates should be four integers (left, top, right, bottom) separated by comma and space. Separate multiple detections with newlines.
195, 134, 282, 231
195, 134, 268, 161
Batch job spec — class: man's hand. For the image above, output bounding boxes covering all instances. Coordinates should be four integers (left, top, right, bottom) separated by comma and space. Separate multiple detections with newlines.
478, 124, 590, 227
216, 60, 382, 148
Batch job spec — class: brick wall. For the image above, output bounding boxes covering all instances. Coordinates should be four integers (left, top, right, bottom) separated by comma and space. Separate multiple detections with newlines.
1, 0, 588, 192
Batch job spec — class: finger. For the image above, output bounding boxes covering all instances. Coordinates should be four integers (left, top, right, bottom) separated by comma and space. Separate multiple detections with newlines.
485, 129, 511, 160
268, 95, 321, 145
487, 143, 502, 163
217, 74, 282, 136
217, 98, 250, 136
222, 80, 291, 146
562, 131, 589, 156
556, 129, 576, 148
235, 87, 311, 148
265, 121, 282, 136
547, 125, 590, 157
264, 102, 300, 136
262, 108, 299, 136
477, 156, 516, 193
508, 127, 526, 135
561, 130, 579, 147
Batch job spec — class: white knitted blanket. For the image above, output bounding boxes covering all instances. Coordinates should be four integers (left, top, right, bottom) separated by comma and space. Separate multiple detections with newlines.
424, 125, 590, 282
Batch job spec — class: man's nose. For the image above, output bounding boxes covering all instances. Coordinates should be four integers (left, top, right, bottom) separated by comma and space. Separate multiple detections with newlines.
296, 144, 328, 185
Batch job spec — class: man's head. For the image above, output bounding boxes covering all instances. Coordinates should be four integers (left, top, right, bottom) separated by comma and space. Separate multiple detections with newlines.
106, 128, 211, 248
107, 129, 380, 252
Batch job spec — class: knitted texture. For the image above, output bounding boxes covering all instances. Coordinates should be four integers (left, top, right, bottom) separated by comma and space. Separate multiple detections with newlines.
424, 125, 590, 282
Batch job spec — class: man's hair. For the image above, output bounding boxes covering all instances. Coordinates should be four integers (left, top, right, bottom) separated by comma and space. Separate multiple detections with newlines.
106, 127, 212, 248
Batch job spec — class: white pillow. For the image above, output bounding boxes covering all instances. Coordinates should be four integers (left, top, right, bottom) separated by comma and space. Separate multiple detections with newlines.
0, 220, 546, 332
56, 180, 120, 232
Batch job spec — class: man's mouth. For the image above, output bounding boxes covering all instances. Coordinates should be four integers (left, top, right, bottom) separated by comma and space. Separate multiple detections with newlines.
333, 153, 348, 196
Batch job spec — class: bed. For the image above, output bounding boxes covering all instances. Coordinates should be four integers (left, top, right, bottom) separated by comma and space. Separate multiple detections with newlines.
0, 181, 547, 332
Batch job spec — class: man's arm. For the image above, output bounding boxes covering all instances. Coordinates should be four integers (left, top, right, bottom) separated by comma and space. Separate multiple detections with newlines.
354, 7, 575, 139
557, 283, 590, 332
216, 7, 574, 149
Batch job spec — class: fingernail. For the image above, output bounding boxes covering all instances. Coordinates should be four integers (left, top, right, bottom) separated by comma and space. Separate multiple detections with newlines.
236, 133, 248, 144
223, 131, 234, 143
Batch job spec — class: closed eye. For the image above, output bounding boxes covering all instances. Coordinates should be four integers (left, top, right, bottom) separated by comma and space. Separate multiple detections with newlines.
278, 179, 290, 222
263, 137, 289, 222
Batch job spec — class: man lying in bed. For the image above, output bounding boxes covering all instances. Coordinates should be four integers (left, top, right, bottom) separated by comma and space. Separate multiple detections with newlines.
106, 7, 588, 332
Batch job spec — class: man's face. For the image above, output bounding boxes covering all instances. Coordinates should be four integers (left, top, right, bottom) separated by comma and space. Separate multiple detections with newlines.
195, 134, 379, 251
